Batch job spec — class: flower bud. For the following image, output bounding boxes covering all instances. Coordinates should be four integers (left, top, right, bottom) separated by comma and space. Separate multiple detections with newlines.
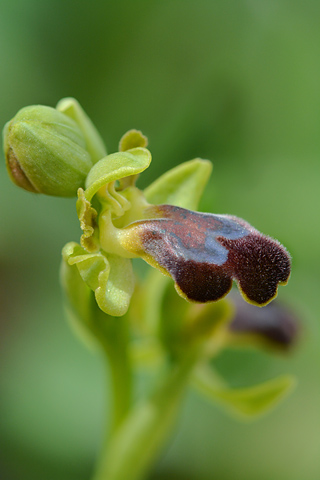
3, 105, 94, 197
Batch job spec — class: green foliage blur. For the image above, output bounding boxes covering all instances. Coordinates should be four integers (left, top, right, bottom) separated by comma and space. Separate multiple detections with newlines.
0, 1, 319, 479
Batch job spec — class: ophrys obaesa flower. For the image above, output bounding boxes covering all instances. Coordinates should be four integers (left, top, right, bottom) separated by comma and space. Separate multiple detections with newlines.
61, 127, 290, 317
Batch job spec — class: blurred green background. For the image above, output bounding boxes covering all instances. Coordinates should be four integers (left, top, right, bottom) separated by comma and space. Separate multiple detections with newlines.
0, 1, 319, 479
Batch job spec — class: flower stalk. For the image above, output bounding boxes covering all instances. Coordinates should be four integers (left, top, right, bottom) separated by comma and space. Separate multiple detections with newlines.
93, 348, 200, 480
94, 313, 133, 434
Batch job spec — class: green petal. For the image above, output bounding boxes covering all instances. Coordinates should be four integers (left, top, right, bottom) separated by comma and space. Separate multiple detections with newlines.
144, 158, 212, 210
63, 242, 134, 316
85, 148, 152, 201
56, 97, 107, 164
192, 365, 296, 420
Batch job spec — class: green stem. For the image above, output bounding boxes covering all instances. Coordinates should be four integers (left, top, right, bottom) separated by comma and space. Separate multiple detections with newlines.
92, 349, 199, 480
91, 309, 133, 478
100, 319, 132, 433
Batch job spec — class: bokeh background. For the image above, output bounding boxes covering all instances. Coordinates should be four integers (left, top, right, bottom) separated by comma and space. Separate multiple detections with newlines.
0, 1, 319, 479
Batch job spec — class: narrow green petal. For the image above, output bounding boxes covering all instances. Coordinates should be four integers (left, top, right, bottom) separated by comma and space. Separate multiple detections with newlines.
85, 148, 152, 201
56, 97, 107, 164
144, 158, 212, 210
119, 129, 148, 151
76, 188, 100, 253
193, 365, 297, 420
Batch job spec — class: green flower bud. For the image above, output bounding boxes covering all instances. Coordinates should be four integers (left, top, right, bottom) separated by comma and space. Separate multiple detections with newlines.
3, 105, 94, 197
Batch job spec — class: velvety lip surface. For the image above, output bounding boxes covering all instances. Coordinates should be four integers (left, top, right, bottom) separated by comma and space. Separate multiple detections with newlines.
123, 205, 291, 305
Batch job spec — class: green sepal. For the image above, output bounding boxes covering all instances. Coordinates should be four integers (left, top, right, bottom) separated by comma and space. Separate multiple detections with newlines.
56, 97, 107, 164
60, 245, 98, 349
84, 148, 152, 201
192, 365, 297, 420
144, 158, 212, 210
62, 242, 135, 317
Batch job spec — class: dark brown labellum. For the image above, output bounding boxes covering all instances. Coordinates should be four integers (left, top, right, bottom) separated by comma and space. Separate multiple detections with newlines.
129, 205, 291, 306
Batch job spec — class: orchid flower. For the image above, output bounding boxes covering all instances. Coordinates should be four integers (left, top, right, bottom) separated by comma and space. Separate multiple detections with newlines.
62, 128, 290, 318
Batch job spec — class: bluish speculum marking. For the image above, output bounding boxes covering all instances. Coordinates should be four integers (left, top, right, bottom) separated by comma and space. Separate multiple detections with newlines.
141, 206, 251, 267
204, 215, 250, 266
